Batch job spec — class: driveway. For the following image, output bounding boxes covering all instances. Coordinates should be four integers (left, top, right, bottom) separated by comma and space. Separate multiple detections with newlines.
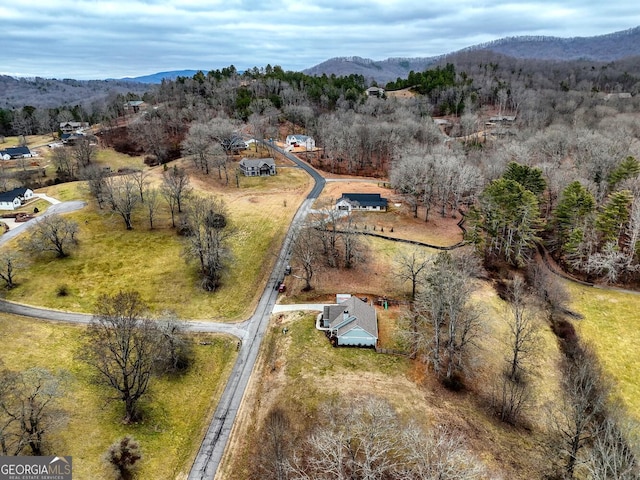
0, 198, 86, 246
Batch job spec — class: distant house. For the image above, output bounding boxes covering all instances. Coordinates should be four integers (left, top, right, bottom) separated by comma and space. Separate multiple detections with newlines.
0, 187, 34, 210
320, 296, 378, 347
60, 132, 86, 145
238, 157, 276, 177
222, 135, 249, 154
123, 100, 145, 113
488, 115, 516, 123
285, 134, 315, 150
365, 86, 385, 97
59, 121, 88, 134
603, 92, 632, 100
336, 193, 388, 212
0, 146, 33, 160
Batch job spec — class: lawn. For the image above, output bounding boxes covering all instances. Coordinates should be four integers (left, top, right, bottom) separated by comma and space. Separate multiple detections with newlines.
0, 312, 237, 480
220, 297, 564, 480
1, 160, 310, 320
567, 282, 640, 420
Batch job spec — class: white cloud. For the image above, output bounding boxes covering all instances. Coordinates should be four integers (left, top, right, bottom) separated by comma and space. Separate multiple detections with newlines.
1, 0, 639, 79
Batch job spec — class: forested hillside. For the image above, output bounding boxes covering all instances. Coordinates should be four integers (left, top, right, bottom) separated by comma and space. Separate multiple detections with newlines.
2, 51, 640, 478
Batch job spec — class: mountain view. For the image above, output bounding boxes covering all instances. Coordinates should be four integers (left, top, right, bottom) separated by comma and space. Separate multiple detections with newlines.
1, 20, 640, 480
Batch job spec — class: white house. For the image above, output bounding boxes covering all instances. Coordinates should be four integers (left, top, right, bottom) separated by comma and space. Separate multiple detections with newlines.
285, 134, 315, 150
0, 188, 34, 210
0, 146, 33, 160
365, 86, 385, 97
336, 193, 388, 212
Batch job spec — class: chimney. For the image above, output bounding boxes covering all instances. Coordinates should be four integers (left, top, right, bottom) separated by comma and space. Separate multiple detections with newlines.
343, 310, 349, 322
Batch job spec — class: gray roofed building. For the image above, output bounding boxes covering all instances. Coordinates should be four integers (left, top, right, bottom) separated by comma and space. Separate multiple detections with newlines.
321, 296, 378, 347
238, 157, 276, 177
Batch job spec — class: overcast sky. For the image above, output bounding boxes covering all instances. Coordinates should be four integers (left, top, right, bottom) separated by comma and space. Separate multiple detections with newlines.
2, 0, 640, 80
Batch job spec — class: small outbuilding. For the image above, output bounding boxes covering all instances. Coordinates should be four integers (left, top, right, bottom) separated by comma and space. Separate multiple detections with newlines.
320, 296, 378, 348
336, 193, 388, 212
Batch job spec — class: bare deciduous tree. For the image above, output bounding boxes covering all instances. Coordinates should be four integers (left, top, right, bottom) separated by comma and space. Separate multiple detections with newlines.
0, 367, 68, 456
103, 175, 140, 230
82, 291, 160, 423
143, 187, 161, 229
0, 251, 23, 289
408, 252, 481, 388
550, 345, 609, 479
182, 195, 233, 291
26, 214, 79, 258
72, 137, 96, 167
394, 247, 430, 300
291, 225, 319, 291
161, 166, 191, 223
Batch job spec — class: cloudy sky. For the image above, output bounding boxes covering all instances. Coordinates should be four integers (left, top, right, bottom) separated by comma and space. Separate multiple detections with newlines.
2, 0, 640, 80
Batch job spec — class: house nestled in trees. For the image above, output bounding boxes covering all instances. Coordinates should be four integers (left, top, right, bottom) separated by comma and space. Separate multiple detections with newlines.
238, 157, 276, 176
336, 193, 388, 212
319, 296, 378, 347
285, 134, 315, 150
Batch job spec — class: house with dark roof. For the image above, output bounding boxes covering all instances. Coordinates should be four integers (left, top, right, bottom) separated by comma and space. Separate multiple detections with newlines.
238, 157, 276, 177
320, 296, 378, 347
0, 187, 34, 210
336, 193, 388, 212
59, 121, 89, 134
0, 146, 33, 160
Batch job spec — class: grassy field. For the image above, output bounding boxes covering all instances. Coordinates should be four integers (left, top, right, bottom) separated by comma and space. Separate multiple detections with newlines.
567, 282, 640, 420
220, 295, 563, 480
0, 312, 237, 480
2, 159, 310, 320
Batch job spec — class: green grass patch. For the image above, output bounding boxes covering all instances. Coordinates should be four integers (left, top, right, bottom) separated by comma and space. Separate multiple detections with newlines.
568, 282, 640, 419
0, 313, 237, 479
3, 168, 308, 320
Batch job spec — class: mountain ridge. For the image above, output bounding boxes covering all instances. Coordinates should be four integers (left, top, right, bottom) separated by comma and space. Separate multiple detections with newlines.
302, 25, 640, 84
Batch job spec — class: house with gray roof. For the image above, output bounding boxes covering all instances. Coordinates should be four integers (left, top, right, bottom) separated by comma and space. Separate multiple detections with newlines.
238, 157, 276, 177
321, 296, 378, 348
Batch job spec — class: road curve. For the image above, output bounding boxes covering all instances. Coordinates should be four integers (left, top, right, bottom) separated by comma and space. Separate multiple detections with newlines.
188, 141, 325, 479
0, 200, 87, 246
0, 153, 324, 480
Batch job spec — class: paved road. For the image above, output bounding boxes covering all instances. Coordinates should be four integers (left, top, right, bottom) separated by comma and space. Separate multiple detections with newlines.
0, 154, 326, 480
187, 141, 325, 480
0, 199, 86, 246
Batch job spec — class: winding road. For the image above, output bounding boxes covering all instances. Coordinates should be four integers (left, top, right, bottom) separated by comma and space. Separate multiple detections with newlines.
0, 144, 326, 480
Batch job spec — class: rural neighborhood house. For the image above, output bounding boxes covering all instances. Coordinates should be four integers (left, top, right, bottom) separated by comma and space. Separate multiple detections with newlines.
0, 187, 34, 210
238, 157, 277, 176
285, 134, 315, 150
0, 146, 34, 160
336, 193, 388, 212
319, 296, 378, 347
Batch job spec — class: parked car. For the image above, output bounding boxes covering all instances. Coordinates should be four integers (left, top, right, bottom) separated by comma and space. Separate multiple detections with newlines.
278, 283, 286, 293
284, 265, 291, 275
